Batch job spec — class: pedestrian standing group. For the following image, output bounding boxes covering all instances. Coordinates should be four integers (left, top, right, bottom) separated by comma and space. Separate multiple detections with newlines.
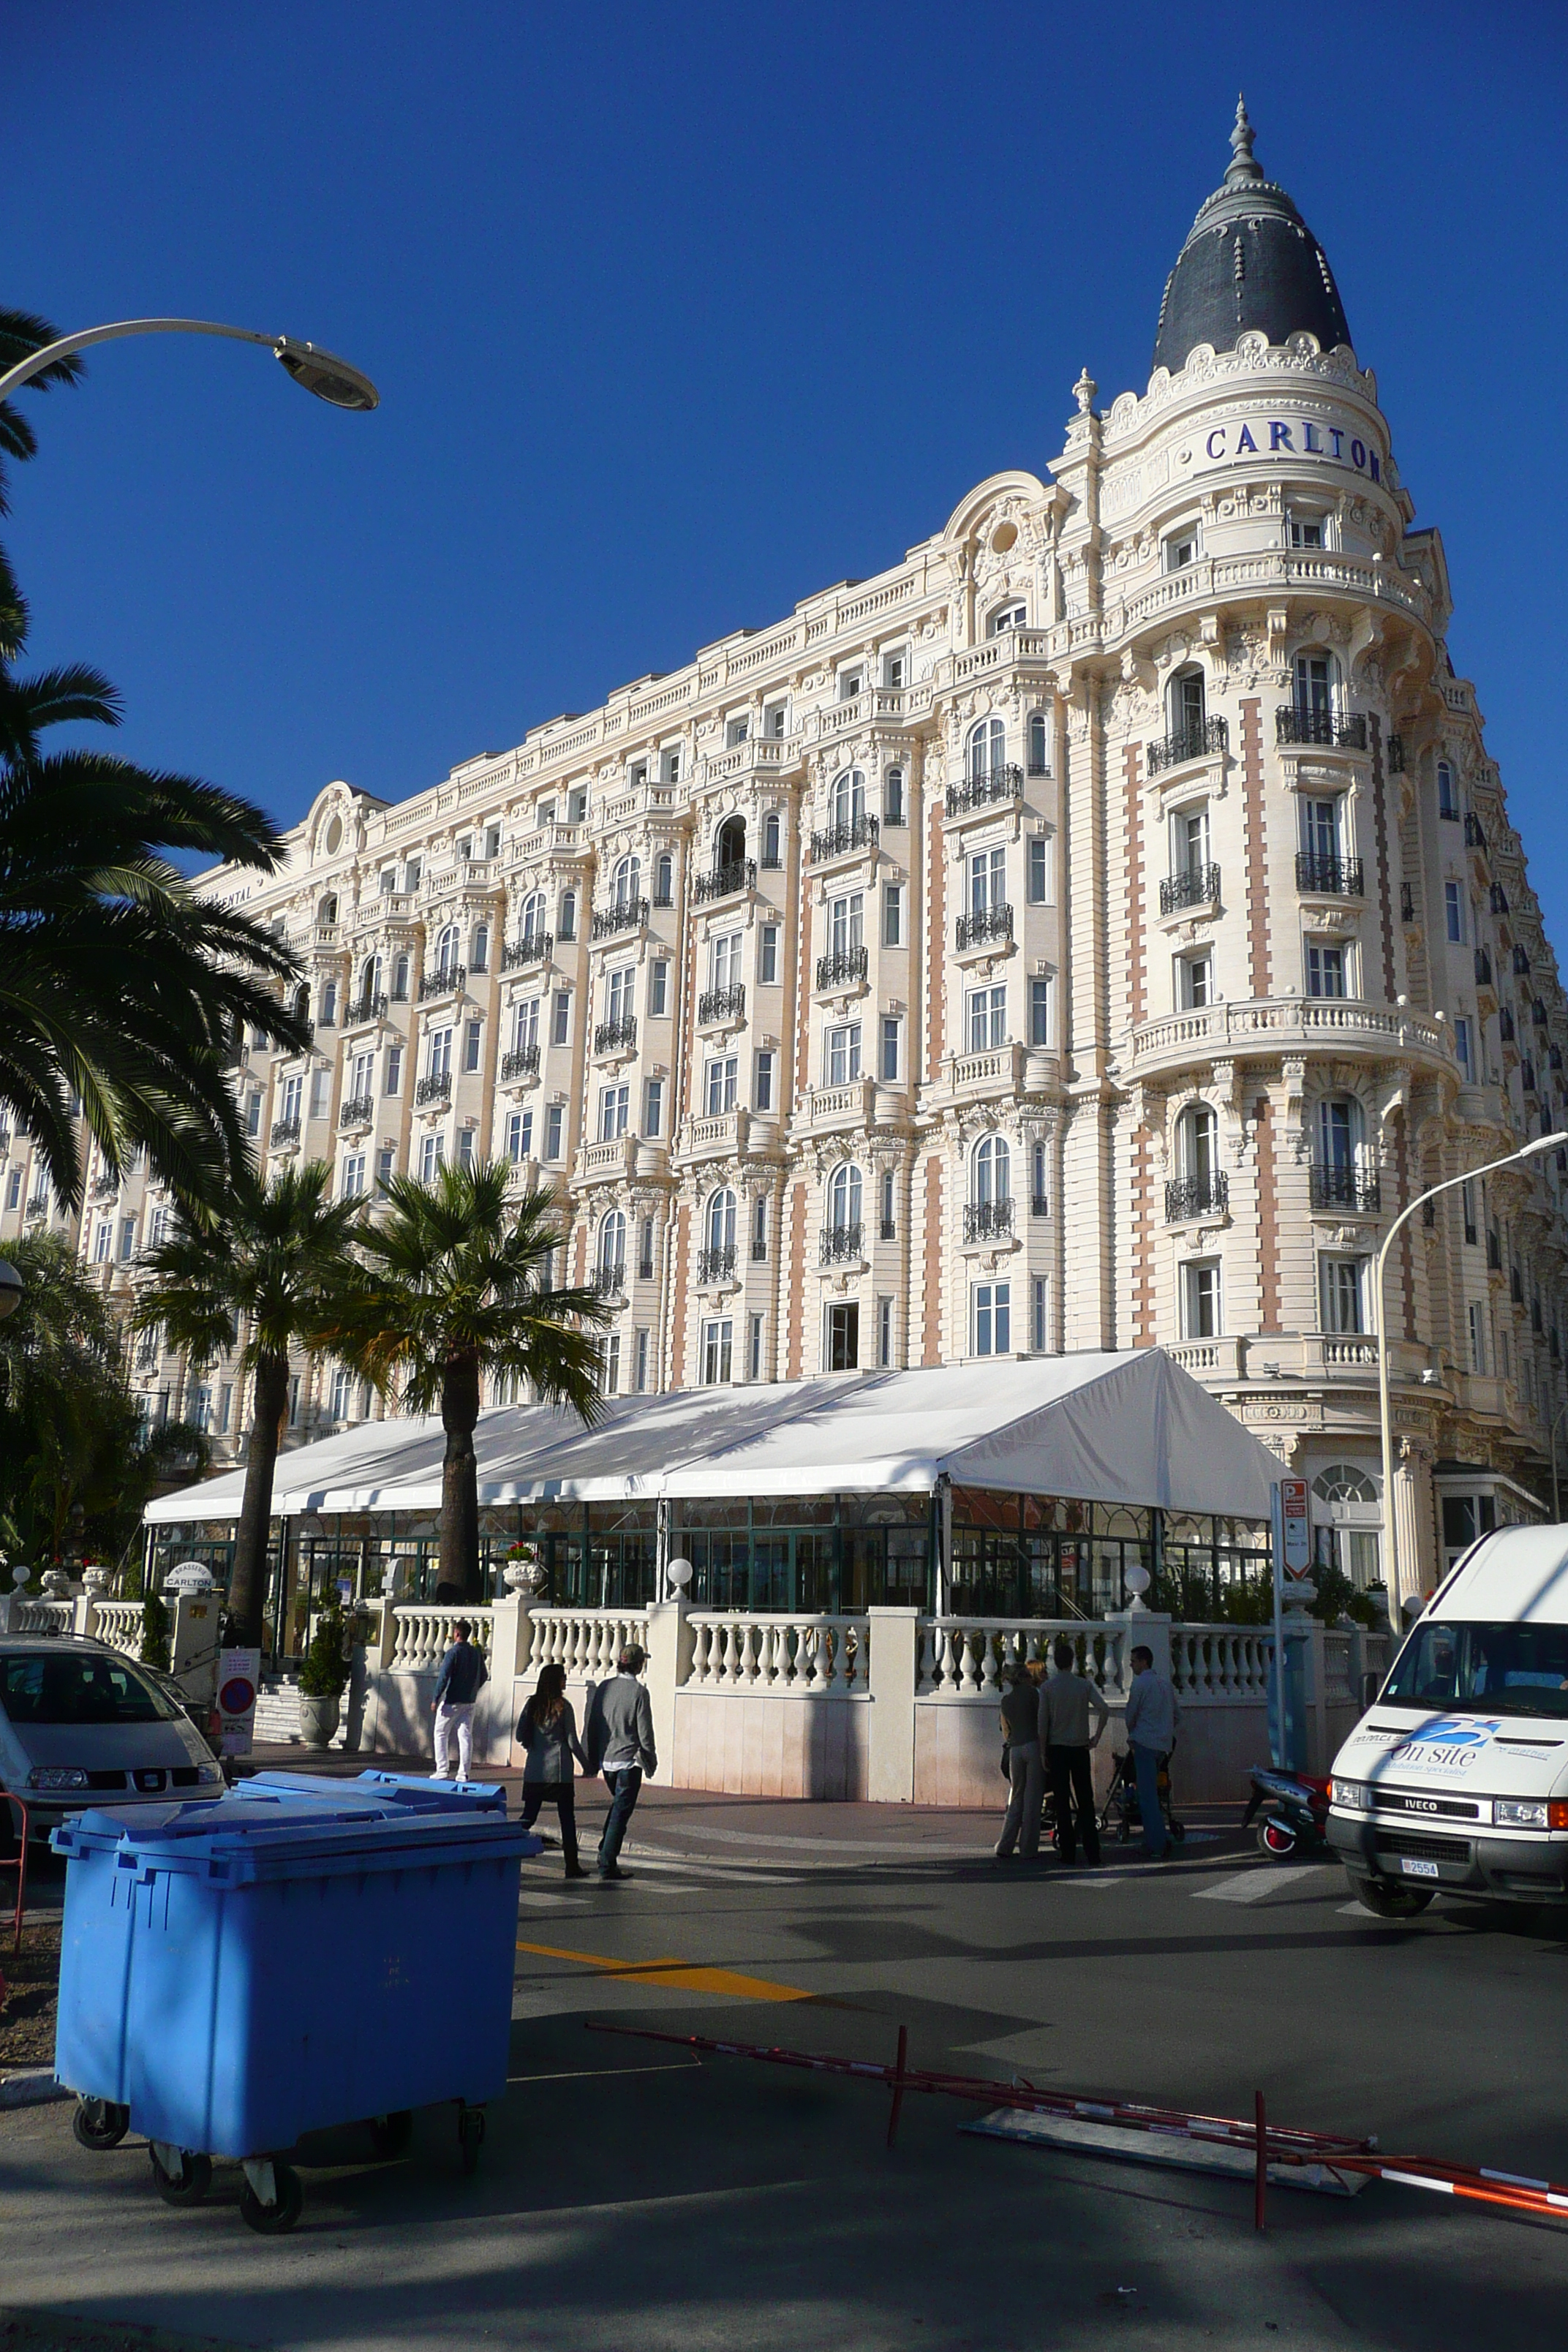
994, 1637, 1111, 1866
514, 1641, 657, 1882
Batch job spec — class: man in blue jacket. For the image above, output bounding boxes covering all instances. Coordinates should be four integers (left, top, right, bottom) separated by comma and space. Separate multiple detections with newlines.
431, 1619, 489, 1781
1123, 1643, 1180, 1861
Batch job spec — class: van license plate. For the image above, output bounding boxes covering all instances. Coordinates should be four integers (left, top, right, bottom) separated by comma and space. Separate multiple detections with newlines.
1400, 1858, 1440, 1880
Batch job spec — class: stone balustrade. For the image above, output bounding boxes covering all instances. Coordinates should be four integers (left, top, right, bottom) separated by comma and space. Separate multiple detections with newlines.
1169, 1624, 1272, 1700
91, 1600, 145, 1657
524, 1607, 649, 1680
917, 1617, 1128, 1698
388, 1605, 496, 1673
686, 1611, 868, 1695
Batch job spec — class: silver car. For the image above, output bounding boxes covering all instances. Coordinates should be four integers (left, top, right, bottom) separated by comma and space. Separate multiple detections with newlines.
0, 1636, 225, 1839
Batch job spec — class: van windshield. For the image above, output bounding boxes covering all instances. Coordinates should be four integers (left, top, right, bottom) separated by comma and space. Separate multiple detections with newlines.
1382, 1621, 1568, 1720
0, 1652, 183, 1727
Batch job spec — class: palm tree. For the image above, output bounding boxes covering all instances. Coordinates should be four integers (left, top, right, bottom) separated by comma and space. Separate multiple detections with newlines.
134, 1161, 366, 1646
320, 1163, 608, 1602
0, 303, 309, 1213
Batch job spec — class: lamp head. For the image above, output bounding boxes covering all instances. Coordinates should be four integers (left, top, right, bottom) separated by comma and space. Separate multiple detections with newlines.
273, 337, 379, 411
0, 1257, 21, 1322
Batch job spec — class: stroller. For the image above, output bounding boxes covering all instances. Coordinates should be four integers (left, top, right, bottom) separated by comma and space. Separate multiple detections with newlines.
1100, 1745, 1186, 1846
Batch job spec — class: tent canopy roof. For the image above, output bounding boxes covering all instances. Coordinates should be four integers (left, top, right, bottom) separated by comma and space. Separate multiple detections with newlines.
144, 1352, 1278, 1529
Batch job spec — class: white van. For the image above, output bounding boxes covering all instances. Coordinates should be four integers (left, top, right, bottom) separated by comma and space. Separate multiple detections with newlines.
1328, 1523, 1568, 1917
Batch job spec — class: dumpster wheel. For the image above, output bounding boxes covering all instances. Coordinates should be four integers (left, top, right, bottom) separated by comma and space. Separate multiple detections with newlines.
369, 2110, 414, 2160
148, 2146, 213, 2206
72, 2097, 130, 2152
458, 2104, 486, 2175
240, 2159, 304, 2235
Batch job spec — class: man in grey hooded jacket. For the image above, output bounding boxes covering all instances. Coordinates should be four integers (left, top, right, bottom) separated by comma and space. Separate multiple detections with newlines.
584, 1644, 657, 1880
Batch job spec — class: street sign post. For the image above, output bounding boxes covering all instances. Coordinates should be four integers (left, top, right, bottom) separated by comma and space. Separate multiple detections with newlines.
214, 1647, 262, 1758
1281, 1478, 1311, 1577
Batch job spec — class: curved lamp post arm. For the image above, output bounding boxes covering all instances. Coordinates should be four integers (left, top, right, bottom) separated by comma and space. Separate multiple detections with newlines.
1376, 1129, 1568, 1617
0, 318, 378, 410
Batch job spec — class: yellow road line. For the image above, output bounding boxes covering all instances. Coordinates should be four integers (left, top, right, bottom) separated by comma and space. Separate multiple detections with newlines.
516, 1937, 813, 2002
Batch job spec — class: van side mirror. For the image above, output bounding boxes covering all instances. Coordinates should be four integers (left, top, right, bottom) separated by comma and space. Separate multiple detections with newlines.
1360, 1671, 1381, 1708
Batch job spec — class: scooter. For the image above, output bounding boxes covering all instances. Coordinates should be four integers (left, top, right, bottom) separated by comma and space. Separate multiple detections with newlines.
1241, 1764, 1332, 1860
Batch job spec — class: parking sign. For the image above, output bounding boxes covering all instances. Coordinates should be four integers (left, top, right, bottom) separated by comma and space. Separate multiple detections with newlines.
1280, 1478, 1311, 1576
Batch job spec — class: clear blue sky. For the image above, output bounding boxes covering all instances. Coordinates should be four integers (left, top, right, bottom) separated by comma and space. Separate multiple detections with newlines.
8, 4, 1568, 921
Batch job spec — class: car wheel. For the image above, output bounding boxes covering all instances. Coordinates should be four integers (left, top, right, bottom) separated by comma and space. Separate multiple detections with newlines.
73, 2097, 131, 2152
1350, 1877, 1434, 1919
1258, 1817, 1299, 1861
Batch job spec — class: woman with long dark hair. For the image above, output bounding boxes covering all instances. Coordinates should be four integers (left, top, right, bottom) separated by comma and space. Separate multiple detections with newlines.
517, 1662, 589, 1877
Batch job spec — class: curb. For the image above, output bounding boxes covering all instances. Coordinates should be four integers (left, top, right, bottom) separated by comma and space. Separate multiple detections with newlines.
0, 2070, 70, 2112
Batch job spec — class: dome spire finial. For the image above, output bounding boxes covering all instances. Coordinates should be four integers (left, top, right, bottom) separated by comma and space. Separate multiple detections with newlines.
1225, 91, 1263, 187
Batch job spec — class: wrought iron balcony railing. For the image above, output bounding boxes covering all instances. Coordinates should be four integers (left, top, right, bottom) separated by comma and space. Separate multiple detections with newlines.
418, 965, 465, 1002
592, 899, 649, 941
1295, 851, 1364, 897
270, 1117, 301, 1148
594, 1017, 638, 1055
1309, 1164, 1380, 1213
1401, 882, 1414, 923
502, 933, 552, 972
956, 904, 1013, 950
1159, 863, 1221, 914
415, 1072, 451, 1107
88, 1174, 119, 1203
819, 1222, 864, 1265
1465, 813, 1488, 851
815, 946, 868, 991
693, 859, 756, 904
698, 984, 746, 1025
590, 1264, 626, 1298
500, 1046, 540, 1082
338, 1094, 374, 1129
1474, 949, 1494, 987
696, 1244, 736, 1284
1164, 1171, 1229, 1223
1146, 717, 1228, 777
810, 812, 878, 862
1388, 734, 1406, 772
1499, 1007, 1516, 1043
963, 1197, 1014, 1242
346, 991, 388, 1024
946, 765, 1024, 815
1275, 706, 1367, 749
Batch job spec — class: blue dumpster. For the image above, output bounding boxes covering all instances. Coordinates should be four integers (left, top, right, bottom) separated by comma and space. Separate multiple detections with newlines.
53, 1771, 539, 2231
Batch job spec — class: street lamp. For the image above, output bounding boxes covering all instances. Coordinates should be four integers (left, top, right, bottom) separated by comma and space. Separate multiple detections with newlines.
0, 1258, 21, 1320
0, 317, 378, 410
1376, 1128, 1568, 1616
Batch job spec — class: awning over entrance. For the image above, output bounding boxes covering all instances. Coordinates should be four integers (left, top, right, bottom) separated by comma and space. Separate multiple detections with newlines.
143, 1352, 1278, 1527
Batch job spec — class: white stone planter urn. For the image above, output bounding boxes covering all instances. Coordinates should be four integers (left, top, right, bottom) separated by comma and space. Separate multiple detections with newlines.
298, 1692, 342, 1748
502, 1550, 546, 1597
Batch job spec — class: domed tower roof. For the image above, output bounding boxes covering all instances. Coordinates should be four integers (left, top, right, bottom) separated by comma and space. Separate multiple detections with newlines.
1152, 98, 1351, 375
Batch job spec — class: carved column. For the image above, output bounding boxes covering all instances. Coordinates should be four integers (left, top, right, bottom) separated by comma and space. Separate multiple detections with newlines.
1390, 1434, 1436, 1610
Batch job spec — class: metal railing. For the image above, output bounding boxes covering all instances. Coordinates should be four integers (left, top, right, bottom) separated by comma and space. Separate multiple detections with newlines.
810, 813, 878, 862
338, 1094, 374, 1128
1387, 734, 1406, 772
697, 1244, 736, 1284
1159, 864, 1221, 914
269, 1117, 301, 1148
819, 1223, 863, 1264
1309, 1164, 1380, 1212
500, 1046, 539, 1082
88, 1175, 118, 1203
592, 899, 648, 940
1146, 717, 1227, 776
946, 764, 1023, 815
1295, 851, 1364, 897
962, 1197, 1013, 1242
590, 1264, 626, 1298
698, 984, 746, 1025
1165, 1171, 1229, 1222
594, 1017, 637, 1055
956, 905, 1012, 950
1275, 706, 1367, 749
415, 1071, 451, 1106
815, 946, 868, 990
346, 991, 388, 1023
502, 933, 552, 972
418, 965, 465, 1001
693, 859, 756, 904
1465, 813, 1488, 851
1474, 949, 1493, 987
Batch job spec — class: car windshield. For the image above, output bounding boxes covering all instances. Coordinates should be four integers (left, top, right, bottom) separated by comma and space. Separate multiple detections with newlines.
1382, 1621, 1568, 1720
0, 1651, 183, 1727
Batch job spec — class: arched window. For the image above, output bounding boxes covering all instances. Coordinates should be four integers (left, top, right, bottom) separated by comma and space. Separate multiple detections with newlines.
470, 924, 489, 974
1026, 714, 1049, 777
715, 814, 745, 869
559, 890, 577, 941
612, 854, 641, 909
655, 851, 674, 902
519, 890, 546, 944
706, 1187, 736, 1254
829, 1162, 863, 1232
971, 1134, 1011, 1205
1436, 759, 1459, 820
359, 952, 382, 1003
320, 980, 337, 1026
392, 954, 410, 1001
293, 984, 309, 1025
830, 767, 866, 829
967, 717, 1006, 783
434, 923, 460, 978
883, 769, 905, 824
1176, 1104, 1218, 1186
598, 1207, 627, 1278
1311, 1463, 1379, 1505
1167, 665, 1205, 749
761, 810, 782, 866
317, 893, 338, 926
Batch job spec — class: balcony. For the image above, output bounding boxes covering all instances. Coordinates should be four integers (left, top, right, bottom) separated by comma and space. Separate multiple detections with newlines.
1145, 717, 1228, 777
594, 1017, 638, 1056
1295, 850, 1364, 897
1388, 734, 1406, 772
956, 904, 1013, 951
962, 1197, 1014, 1243
815, 946, 868, 992
1499, 1007, 1515, 1044
418, 965, 465, 1003
810, 813, 878, 863
878, 1217, 895, 1241
696, 1244, 736, 1285
693, 859, 755, 905
338, 1094, 374, 1130
88, 1174, 119, 1205
23, 1196, 48, 1221
1465, 813, 1488, 851
500, 1046, 539, 1082
1164, 1171, 1229, 1223
502, 933, 552, 973
1474, 948, 1494, 988
946, 764, 1023, 816
592, 899, 648, 941
1159, 863, 1221, 916
1490, 883, 1510, 915
819, 1223, 863, 1265
1400, 881, 1415, 923
346, 991, 388, 1025
415, 1072, 451, 1107
1309, 1164, 1381, 1213
590, 1264, 626, 1300
698, 984, 746, 1026
270, 1117, 301, 1149
1275, 707, 1367, 750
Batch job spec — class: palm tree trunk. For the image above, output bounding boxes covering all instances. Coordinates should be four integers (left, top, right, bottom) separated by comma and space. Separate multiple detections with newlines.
440, 1354, 483, 1602
229, 1354, 288, 1648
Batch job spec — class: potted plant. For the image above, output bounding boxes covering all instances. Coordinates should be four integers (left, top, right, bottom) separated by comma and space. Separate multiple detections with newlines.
297, 1608, 350, 1747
